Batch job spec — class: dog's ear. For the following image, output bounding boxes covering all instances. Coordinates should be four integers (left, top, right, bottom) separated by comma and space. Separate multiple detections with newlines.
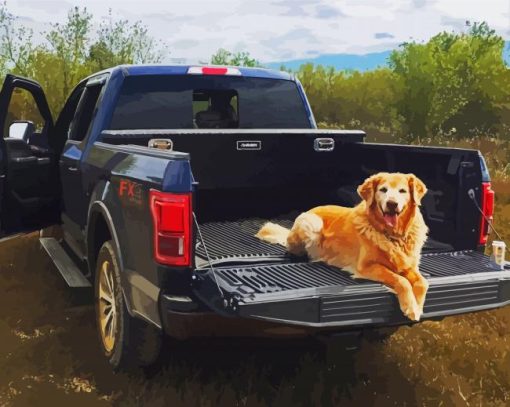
357, 174, 380, 206
408, 174, 427, 205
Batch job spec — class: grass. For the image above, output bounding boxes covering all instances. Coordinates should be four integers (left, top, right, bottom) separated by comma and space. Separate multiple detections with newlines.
0, 185, 509, 406
318, 122, 510, 181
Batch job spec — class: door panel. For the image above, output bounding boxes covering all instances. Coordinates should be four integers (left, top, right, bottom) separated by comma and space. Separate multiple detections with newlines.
59, 79, 106, 248
59, 140, 85, 251
0, 74, 57, 236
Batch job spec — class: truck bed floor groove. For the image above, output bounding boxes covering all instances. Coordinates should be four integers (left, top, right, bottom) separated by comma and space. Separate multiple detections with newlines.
196, 217, 453, 263
210, 251, 504, 295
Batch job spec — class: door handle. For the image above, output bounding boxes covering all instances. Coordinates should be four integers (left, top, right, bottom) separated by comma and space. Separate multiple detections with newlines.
314, 137, 335, 152
60, 160, 78, 172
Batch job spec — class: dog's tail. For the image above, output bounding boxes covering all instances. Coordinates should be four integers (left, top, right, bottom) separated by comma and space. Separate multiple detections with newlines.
255, 222, 290, 246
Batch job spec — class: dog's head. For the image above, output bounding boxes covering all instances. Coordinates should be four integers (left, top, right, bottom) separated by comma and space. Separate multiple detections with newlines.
357, 172, 427, 231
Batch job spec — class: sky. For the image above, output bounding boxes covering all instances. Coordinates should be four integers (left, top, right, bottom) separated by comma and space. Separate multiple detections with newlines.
6, 0, 510, 64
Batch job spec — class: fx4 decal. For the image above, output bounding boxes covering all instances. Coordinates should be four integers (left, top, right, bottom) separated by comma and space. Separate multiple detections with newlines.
118, 179, 142, 206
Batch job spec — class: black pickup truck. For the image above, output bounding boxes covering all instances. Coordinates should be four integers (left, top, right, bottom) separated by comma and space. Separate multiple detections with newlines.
0, 65, 509, 369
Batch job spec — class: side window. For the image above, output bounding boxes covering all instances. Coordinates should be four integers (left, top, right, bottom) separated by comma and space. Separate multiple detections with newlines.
54, 86, 85, 139
68, 84, 103, 142
4, 88, 45, 138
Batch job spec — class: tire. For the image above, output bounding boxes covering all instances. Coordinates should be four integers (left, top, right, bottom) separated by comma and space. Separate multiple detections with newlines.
95, 240, 162, 370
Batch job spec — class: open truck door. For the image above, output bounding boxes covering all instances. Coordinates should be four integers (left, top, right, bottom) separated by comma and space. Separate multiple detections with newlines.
0, 74, 60, 237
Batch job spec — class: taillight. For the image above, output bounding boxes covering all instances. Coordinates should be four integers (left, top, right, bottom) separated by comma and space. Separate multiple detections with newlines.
478, 182, 495, 245
150, 190, 192, 266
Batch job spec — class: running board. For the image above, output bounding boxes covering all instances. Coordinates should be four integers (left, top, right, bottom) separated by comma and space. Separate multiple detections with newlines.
40, 237, 91, 288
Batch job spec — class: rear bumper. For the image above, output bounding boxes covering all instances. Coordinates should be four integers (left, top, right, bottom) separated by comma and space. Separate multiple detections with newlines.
192, 257, 510, 329
159, 306, 321, 340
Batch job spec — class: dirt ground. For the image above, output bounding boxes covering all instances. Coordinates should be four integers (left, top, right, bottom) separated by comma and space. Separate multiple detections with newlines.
1, 183, 510, 406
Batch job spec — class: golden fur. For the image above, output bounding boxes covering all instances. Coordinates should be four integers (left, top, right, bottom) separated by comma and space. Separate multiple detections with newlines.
256, 172, 429, 321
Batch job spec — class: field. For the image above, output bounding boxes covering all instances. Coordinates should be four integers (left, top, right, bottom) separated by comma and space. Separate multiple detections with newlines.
0, 181, 509, 406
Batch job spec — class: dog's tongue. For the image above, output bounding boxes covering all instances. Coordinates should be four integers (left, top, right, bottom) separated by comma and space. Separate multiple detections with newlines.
384, 214, 398, 227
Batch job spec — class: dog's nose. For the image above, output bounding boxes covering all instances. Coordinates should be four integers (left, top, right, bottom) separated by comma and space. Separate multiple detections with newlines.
386, 201, 398, 212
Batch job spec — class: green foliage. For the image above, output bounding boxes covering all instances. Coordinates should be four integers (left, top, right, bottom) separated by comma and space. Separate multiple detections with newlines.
296, 64, 400, 136
44, 7, 94, 105
2, 0, 509, 154
292, 21, 510, 144
389, 22, 510, 141
0, 2, 166, 115
89, 9, 166, 71
0, 0, 36, 76
210, 48, 261, 67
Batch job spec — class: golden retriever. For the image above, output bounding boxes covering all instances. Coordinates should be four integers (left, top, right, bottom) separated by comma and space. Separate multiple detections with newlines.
256, 172, 429, 321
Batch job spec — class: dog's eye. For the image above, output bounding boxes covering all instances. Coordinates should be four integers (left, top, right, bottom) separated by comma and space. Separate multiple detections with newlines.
399, 189, 407, 193
379, 187, 388, 193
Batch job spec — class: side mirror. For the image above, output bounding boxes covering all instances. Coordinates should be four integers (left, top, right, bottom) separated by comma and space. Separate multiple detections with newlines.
9, 120, 35, 143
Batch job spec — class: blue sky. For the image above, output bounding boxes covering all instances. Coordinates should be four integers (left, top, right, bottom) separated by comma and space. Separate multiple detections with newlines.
7, 0, 510, 64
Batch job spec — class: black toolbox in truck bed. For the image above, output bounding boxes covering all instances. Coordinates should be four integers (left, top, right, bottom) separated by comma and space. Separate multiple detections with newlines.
192, 219, 510, 328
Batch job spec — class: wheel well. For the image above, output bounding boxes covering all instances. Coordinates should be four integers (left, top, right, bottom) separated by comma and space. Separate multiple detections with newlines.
88, 211, 112, 277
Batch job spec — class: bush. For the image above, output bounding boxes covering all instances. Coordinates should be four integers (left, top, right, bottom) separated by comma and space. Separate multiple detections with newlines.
291, 22, 510, 147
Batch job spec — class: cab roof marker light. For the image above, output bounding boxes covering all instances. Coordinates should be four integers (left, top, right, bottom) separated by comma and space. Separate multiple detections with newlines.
187, 66, 242, 76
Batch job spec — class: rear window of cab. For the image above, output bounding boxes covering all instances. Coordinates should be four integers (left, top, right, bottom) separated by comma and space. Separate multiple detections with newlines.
109, 75, 311, 130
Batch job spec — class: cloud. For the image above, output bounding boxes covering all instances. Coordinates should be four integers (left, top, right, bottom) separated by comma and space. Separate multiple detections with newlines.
140, 12, 195, 24
440, 16, 469, 31
171, 39, 200, 50
257, 27, 321, 60
271, 1, 307, 16
260, 27, 318, 49
17, 0, 72, 13
374, 32, 395, 39
315, 4, 345, 19
232, 41, 250, 53
412, 0, 427, 8
6, 0, 510, 64
17, 15, 35, 23
271, 0, 323, 17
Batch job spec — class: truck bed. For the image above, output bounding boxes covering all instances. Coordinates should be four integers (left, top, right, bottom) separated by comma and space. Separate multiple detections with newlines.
193, 218, 510, 328
195, 217, 453, 267
95, 129, 506, 330
195, 218, 293, 265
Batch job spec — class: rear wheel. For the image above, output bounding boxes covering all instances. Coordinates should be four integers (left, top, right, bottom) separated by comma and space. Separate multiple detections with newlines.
95, 240, 162, 370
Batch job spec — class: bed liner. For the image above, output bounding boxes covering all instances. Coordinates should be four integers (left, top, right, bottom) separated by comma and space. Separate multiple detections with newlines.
192, 218, 510, 328
194, 217, 453, 266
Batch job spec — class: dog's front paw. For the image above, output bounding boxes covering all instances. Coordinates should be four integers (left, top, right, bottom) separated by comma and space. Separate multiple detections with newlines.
401, 301, 422, 322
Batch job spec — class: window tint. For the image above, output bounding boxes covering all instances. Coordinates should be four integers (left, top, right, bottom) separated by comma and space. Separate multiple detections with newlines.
110, 87, 191, 130
193, 89, 239, 128
55, 86, 85, 138
109, 75, 311, 130
68, 84, 103, 141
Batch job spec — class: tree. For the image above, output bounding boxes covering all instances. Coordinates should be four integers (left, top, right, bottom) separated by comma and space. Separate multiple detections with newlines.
0, 3, 168, 115
2, 0, 510, 145
390, 22, 510, 140
89, 9, 166, 70
295, 64, 399, 134
0, 1, 35, 76
210, 48, 261, 67
45, 6, 93, 104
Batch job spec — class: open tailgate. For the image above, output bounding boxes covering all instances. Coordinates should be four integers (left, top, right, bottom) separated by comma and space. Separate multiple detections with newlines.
192, 251, 510, 327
